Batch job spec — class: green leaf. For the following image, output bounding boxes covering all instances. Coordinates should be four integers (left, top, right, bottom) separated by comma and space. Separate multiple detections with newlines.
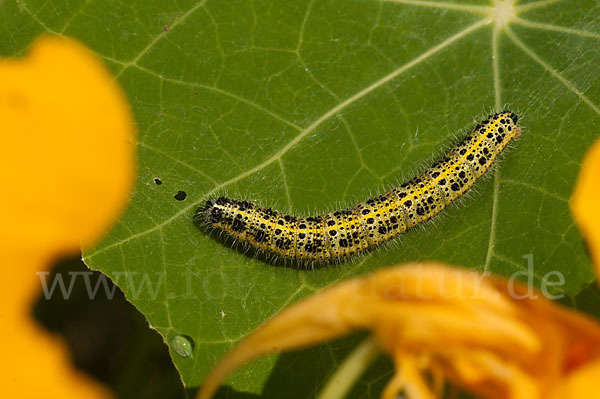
3, 0, 599, 396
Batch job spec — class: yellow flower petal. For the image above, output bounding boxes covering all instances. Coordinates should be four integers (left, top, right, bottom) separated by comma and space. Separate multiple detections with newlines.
554, 359, 600, 398
571, 138, 600, 276
0, 35, 135, 254
0, 36, 136, 398
198, 263, 600, 399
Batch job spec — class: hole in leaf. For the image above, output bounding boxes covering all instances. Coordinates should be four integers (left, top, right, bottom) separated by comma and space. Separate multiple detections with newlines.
174, 190, 187, 201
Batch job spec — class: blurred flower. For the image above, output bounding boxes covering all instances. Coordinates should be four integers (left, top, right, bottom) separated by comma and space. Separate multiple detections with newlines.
198, 263, 600, 399
571, 138, 600, 276
0, 36, 136, 398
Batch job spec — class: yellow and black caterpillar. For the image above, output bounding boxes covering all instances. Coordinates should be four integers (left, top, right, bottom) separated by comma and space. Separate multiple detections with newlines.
200, 111, 521, 263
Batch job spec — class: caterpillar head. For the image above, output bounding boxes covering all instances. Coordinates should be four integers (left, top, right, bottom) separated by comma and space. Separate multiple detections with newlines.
505, 111, 521, 140
202, 197, 229, 226
487, 111, 521, 149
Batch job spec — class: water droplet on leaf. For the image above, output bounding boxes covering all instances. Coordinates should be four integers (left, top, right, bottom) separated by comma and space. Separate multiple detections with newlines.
171, 335, 193, 358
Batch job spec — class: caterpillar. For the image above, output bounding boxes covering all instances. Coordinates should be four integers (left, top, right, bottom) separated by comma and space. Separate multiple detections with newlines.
199, 111, 521, 264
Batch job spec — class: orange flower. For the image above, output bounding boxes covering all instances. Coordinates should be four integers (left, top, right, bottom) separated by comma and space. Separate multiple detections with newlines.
0, 36, 136, 398
198, 263, 600, 399
571, 138, 600, 275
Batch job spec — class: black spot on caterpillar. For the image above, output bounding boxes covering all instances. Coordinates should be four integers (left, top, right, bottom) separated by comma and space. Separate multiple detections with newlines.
197, 111, 521, 264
